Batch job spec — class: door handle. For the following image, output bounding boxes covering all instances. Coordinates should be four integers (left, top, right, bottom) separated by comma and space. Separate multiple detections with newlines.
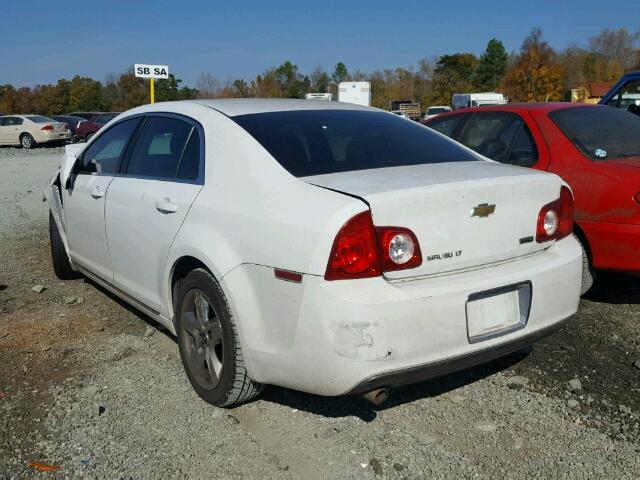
155, 199, 178, 214
90, 186, 104, 199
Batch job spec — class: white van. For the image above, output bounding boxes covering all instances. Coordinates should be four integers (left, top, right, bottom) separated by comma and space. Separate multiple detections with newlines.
452, 92, 507, 110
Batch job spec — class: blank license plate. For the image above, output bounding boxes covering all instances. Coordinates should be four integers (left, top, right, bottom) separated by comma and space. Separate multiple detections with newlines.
466, 283, 530, 343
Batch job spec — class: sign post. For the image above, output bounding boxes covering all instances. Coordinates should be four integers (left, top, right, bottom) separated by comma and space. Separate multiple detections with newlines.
134, 64, 169, 104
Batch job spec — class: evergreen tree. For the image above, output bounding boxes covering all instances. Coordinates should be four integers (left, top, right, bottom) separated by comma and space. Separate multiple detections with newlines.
474, 38, 508, 91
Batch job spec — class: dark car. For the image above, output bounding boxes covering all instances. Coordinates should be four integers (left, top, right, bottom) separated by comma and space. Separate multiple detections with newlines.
425, 103, 640, 295
75, 112, 120, 141
599, 71, 640, 116
67, 111, 103, 121
51, 115, 85, 142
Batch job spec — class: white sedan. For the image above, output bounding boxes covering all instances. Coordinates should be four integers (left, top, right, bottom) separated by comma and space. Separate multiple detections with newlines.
0, 115, 71, 148
46, 99, 582, 407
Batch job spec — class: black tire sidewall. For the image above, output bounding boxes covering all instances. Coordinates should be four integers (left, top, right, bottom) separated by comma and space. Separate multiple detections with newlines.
176, 269, 238, 406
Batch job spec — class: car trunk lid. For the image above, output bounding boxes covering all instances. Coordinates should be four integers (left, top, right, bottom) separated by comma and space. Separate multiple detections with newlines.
304, 161, 564, 279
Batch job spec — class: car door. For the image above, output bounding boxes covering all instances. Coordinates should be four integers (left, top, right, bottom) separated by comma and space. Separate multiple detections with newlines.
0, 116, 24, 145
105, 114, 204, 313
0, 117, 8, 144
63, 117, 141, 281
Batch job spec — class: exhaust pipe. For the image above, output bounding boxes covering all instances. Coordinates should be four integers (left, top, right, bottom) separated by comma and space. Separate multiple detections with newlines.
362, 388, 389, 406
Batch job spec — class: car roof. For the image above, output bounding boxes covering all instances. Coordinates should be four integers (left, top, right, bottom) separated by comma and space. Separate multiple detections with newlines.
425, 102, 603, 122
141, 99, 375, 117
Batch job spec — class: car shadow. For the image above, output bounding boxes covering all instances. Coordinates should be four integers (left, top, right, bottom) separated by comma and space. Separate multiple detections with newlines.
259, 350, 527, 422
583, 271, 640, 305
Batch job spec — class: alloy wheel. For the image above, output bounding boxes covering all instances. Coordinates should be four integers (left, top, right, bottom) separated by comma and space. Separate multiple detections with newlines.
179, 289, 224, 389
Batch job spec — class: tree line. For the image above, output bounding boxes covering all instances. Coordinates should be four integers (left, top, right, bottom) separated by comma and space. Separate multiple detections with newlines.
1, 27, 638, 115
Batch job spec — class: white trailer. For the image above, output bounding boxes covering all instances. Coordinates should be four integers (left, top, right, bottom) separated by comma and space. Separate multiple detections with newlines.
452, 92, 507, 110
338, 82, 371, 107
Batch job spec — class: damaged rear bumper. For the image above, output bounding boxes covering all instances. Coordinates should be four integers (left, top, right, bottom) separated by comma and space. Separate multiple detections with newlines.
221, 237, 582, 396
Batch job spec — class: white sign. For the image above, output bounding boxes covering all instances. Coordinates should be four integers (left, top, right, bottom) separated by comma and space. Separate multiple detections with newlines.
134, 64, 169, 79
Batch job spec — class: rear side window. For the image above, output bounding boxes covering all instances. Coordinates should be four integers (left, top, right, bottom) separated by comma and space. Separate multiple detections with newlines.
458, 112, 523, 163
549, 107, 640, 160
126, 116, 201, 180
507, 126, 538, 167
95, 114, 117, 125
233, 110, 478, 177
79, 118, 140, 174
26, 115, 54, 123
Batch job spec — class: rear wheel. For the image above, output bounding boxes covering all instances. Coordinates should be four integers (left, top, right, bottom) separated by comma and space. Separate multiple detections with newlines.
176, 268, 263, 407
49, 211, 79, 280
575, 234, 595, 296
20, 133, 35, 149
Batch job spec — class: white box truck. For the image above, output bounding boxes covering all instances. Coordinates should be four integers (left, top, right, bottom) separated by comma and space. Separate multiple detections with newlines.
338, 82, 371, 107
452, 92, 507, 110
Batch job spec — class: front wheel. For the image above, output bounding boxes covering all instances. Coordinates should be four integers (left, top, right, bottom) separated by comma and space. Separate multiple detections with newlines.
49, 212, 80, 280
20, 133, 35, 149
176, 268, 263, 407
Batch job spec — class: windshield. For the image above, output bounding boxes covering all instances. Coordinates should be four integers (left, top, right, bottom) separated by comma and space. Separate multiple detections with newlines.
427, 107, 448, 115
27, 115, 55, 123
233, 110, 479, 177
549, 107, 640, 161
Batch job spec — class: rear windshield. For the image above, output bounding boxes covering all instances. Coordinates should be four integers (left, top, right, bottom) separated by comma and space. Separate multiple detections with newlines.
549, 107, 640, 160
233, 110, 479, 177
27, 115, 54, 123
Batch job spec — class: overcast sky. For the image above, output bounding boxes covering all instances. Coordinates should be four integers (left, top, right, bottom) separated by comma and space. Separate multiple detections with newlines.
1, 0, 638, 87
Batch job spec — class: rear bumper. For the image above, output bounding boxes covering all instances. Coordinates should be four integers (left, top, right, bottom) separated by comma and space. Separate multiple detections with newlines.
34, 131, 72, 143
579, 220, 640, 272
222, 236, 582, 396
346, 315, 571, 394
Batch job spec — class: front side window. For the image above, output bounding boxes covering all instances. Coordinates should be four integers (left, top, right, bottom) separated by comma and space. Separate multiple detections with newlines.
79, 118, 140, 174
126, 116, 199, 180
5, 117, 24, 126
549, 106, 640, 161
428, 114, 469, 138
234, 110, 479, 177
458, 112, 523, 163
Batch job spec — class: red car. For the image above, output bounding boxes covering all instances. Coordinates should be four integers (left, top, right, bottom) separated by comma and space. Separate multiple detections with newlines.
75, 112, 120, 142
425, 103, 640, 294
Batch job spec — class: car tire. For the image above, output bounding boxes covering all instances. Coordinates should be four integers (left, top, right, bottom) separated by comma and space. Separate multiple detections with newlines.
176, 268, 263, 407
49, 211, 79, 280
20, 133, 36, 149
575, 234, 595, 296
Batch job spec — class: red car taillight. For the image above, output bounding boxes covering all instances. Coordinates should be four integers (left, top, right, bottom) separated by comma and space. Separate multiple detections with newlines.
536, 186, 574, 243
324, 211, 421, 280
41, 125, 54, 131
325, 212, 381, 280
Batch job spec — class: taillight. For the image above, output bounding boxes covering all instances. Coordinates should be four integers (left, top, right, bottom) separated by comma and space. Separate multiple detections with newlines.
376, 227, 422, 272
325, 212, 381, 281
41, 125, 54, 131
536, 186, 574, 243
325, 211, 422, 280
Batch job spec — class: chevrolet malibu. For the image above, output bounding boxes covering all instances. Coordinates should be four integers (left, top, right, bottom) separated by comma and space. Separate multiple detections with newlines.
46, 99, 582, 407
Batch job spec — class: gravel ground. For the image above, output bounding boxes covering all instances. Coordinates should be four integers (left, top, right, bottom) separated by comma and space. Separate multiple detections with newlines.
1, 147, 639, 478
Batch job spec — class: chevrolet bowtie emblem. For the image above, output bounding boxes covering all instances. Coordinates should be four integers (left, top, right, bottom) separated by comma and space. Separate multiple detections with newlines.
471, 203, 496, 218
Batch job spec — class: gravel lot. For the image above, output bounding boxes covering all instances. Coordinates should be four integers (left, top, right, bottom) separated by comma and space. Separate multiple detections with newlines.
1, 146, 639, 478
